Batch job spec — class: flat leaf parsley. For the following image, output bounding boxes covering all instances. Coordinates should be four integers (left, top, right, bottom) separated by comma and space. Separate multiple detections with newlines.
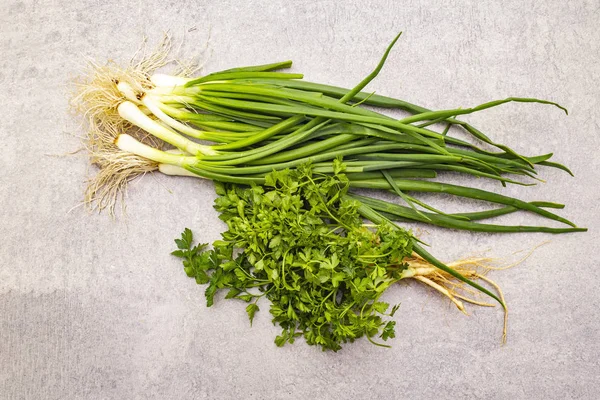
173, 164, 414, 351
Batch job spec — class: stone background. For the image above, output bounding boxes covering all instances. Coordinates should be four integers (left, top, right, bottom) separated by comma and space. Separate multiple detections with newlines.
1, 1, 599, 399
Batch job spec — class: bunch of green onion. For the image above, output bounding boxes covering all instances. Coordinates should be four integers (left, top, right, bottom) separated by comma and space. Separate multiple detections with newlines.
75, 33, 586, 307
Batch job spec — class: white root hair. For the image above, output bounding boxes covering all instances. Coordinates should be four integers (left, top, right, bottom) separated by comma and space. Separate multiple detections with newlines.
70, 34, 203, 215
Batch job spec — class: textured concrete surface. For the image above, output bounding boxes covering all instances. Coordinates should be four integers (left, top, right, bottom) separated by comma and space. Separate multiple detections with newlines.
1, 1, 599, 399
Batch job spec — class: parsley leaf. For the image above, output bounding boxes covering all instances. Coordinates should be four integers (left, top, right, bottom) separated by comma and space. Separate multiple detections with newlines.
173, 165, 414, 351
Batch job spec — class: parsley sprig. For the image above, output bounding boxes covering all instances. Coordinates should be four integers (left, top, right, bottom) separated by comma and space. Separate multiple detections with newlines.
173, 163, 413, 351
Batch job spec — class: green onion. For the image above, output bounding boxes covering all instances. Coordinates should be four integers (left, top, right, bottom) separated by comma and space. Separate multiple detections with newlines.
73, 33, 586, 309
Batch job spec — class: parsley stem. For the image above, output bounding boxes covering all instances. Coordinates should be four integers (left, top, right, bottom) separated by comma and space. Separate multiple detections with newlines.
356, 203, 506, 307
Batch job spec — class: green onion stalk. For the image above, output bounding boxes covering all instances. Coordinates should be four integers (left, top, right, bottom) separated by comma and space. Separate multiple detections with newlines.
73, 33, 586, 310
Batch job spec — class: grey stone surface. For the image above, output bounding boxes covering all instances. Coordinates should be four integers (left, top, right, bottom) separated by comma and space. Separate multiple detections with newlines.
1, 1, 599, 399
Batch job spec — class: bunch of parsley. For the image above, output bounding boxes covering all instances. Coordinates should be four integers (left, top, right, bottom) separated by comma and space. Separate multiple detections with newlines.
173, 162, 414, 351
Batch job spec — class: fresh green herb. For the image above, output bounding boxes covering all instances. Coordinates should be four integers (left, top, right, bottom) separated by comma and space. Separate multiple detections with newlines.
173, 165, 415, 351
173, 163, 518, 350
73, 33, 587, 349
75, 33, 586, 237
